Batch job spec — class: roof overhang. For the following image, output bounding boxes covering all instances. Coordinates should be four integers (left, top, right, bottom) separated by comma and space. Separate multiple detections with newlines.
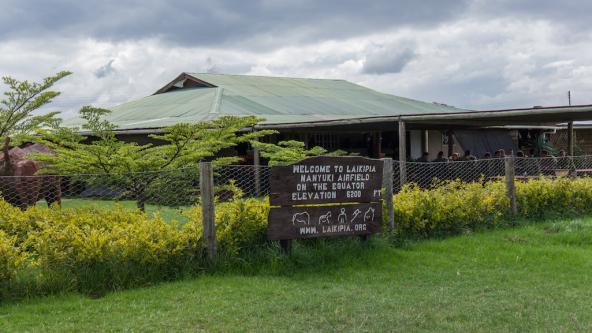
252, 104, 592, 130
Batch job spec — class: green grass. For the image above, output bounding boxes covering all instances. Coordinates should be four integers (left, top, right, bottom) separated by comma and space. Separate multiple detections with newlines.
3, 217, 592, 332
45, 198, 190, 223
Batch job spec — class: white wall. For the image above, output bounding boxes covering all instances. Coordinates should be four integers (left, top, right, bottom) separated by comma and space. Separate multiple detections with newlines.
407, 129, 467, 161
410, 130, 464, 160
409, 130, 422, 160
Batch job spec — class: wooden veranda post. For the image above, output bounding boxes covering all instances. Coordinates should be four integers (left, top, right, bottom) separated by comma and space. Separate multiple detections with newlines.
382, 157, 395, 231
504, 156, 517, 217
398, 120, 407, 186
200, 161, 216, 261
568, 121, 574, 156
447, 130, 454, 157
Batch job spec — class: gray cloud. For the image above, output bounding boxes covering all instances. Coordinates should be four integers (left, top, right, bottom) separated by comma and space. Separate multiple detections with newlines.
0, 0, 470, 48
363, 47, 416, 74
470, 0, 592, 28
2, 0, 592, 115
94, 59, 115, 78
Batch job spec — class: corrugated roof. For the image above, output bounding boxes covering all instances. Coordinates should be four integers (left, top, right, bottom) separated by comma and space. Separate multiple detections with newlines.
63, 73, 472, 130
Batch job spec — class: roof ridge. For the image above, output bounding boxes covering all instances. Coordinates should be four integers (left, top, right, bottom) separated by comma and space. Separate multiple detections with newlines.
186, 72, 347, 82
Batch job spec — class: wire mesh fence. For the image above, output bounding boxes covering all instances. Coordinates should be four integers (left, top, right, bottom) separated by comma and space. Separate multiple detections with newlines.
0, 165, 272, 214
1, 155, 592, 213
214, 165, 271, 198
392, 155, 592, 193
0, 168, 201, 213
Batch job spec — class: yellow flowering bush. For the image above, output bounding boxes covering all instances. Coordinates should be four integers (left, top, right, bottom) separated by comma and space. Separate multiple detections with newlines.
393, 180, 508, 237
185, 198, 270, 256
0, 230, 22, 285
516, 177, 592, 218
22, 211, 201, 293
393, 177, 592, 238
2, 177, 592, 299
0, 201, 203, 297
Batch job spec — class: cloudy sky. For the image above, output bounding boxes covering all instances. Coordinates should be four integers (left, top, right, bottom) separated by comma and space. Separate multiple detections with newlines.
1, 0, 591, 117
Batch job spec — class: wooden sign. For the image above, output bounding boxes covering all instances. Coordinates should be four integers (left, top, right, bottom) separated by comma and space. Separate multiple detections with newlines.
267, 156, 384, 242
268, 202, 381, 240
269, 156, 383, 206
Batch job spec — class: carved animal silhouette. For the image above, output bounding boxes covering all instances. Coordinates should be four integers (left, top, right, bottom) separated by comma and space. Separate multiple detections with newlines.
318, 211, 332, 224
292, 212, 310, 226
0, 139, 61, 210
364, 207, 375, 222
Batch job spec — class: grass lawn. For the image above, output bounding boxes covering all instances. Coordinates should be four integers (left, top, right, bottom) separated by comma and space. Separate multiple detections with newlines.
54, 198, 190, 223
2, 217, 592, 332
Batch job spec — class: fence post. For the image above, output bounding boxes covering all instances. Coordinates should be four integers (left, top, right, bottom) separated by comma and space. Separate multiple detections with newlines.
382, 158, 395, 231
200, 161, 216, 261
253, 140, 261, 196
504, 156, 517, 216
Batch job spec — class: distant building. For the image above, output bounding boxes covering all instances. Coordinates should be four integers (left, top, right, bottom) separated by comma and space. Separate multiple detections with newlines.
64, 73, 592, 162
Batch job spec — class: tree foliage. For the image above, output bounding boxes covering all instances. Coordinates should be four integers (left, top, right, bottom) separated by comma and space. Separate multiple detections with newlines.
34, 107, 275, 210
251, 140, 348, 166
38, 107, 274, 174
0, 71, 71, 147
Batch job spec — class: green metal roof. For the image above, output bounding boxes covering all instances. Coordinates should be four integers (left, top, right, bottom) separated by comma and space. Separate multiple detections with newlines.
64, 73, 473, 130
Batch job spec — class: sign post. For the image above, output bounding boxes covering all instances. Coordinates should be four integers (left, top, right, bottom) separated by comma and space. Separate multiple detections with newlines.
267, 156, 384, 251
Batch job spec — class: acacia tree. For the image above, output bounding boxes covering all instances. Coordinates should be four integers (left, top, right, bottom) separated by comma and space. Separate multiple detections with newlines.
251, 140, 348, 166
35, 107, 275, 210
0, 71, 71, 175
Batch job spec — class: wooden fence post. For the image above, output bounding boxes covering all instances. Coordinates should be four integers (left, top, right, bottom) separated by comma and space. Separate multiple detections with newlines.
382, 158, 395, 231
505, 156, 517, 216
253, 139, 261, 196
200, 161, 216, 261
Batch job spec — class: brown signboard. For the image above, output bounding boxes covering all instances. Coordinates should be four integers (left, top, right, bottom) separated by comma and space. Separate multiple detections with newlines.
269, 156, 384, 206
267, 202, 381, 240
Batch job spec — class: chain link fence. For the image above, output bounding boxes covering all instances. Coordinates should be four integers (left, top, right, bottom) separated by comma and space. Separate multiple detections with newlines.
214, 165, 271, 198
392, 155, 592, 192
0, 168, 201, 213
0, 165, 273, 215
1, 155, 592, 214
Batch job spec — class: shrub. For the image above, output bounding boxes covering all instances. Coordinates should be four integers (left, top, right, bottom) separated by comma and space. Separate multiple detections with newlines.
0, 202, 203, 298
516, 177, 592, 218
393, 180, 509, 238
0, 230, 22, 285
24, 212, 201, 295
185, 198, 270, 256
2, 177, 592, 300
393, 177, 592, 239
0, 197, 270, 299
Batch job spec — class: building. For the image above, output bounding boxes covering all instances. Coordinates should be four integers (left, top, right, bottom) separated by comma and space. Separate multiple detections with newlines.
64, 73, 592, 163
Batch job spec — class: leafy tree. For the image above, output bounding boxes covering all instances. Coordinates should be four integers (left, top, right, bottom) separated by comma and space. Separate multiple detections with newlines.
35, 107, 275, 210
251, 140, 348, 166
0, 71, 71, 175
